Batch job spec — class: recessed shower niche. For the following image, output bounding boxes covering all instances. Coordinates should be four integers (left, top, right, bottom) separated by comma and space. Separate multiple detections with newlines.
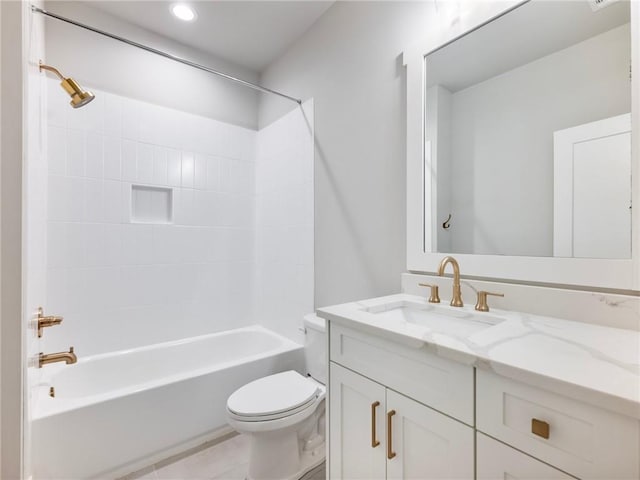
131, 184, 173, 224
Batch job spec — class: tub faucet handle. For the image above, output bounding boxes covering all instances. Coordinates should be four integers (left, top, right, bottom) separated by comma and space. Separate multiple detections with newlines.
37, 307, 64, 338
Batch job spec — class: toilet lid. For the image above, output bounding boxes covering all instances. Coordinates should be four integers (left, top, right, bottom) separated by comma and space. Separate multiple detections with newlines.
227, 371, 320, 418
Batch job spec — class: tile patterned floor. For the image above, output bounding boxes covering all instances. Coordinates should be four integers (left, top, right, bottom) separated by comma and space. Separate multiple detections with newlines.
125, 434, 326, 480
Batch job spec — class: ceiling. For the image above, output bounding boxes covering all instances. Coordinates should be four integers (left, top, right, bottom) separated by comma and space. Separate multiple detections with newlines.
87, 1, 334, 72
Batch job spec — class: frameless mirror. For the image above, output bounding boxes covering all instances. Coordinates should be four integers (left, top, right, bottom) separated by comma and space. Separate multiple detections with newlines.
425, 0, 631, 259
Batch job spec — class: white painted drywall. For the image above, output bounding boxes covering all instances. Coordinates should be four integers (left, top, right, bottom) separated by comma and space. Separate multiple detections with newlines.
1, 2, 25, 478
445, 24, 631, 256
44, 1, 260, 130
259, 1, 437, 307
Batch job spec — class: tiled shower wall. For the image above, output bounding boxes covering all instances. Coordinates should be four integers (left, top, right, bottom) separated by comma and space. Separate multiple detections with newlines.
44, 79, 259, 356
256, 102, 314, 343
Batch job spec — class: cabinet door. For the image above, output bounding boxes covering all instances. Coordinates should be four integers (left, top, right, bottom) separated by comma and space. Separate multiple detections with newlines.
386, 390, 474, 480
329, 363, 386, 480
477, 433, 574, 480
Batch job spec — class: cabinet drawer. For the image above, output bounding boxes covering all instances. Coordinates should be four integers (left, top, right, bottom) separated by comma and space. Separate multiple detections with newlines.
477, 432, 574, 479
477, 370, 640, 480
330, 323, 474, 425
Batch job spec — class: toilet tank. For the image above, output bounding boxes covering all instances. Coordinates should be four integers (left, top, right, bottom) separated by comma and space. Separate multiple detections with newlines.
303, 314, 326, 385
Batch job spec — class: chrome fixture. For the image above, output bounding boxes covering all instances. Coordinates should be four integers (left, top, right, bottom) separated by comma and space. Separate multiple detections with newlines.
437, 256, 463, 307
31, 5, 302, 105
39, 62, 95, 108
39, 347, 77, 368
37, 307, 63, 338
418, 283, 440, 303
475, 290, 504, 312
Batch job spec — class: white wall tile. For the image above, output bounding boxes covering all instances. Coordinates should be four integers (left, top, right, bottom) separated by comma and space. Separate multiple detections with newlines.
205, 155, 220, 191
167, 148, 182, 187
122, 139, 137, 181
43, 87, 301, 357
86, 132, 104, 179
103, 92, 122, 138
47, 125, 66, 175
153, 146, 168, 185
104, 136, 122, 180
84, 93, 104, 134
194, 153, 207, 190
136, 143, 154, 184
122, 99, 140, 141
103, 180, 124, 224
84, 179, 105, 223
181, 152, 194, 188
66, 129, 85, 177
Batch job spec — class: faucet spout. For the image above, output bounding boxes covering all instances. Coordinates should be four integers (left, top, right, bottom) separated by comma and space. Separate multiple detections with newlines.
39, 347, 77, 368
437, 256, 463, 307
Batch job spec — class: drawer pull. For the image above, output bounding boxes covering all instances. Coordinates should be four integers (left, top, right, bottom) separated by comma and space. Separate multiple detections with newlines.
371, 401, 380, 448
387, 410, 396, 459
531, 418, 550, 439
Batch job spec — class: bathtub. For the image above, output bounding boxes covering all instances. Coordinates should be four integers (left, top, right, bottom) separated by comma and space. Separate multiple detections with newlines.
32, 326, 304, 479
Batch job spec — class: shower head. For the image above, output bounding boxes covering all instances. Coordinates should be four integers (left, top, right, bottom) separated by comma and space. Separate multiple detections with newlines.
39, 61, 95, 108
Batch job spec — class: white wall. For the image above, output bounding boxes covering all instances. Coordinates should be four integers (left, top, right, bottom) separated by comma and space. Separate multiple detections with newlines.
446, 24, 631, 256
256, 101, 314, 343
44, 1, 260, 130
1, 1, 25, 478
44, 80, 258, 356
259, 1, 437, 307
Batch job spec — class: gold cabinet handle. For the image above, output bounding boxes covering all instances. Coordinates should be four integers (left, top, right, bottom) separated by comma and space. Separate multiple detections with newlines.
371, 401, 380, 447
387, 410, 396, 459
474, 291, 504, 312
531, 418, 550, 439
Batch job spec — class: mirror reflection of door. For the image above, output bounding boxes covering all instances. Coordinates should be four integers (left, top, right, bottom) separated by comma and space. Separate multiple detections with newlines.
553, 114, 631, 258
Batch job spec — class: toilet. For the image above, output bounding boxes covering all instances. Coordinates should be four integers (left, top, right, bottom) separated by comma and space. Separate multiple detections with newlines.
226, 314, 326, 480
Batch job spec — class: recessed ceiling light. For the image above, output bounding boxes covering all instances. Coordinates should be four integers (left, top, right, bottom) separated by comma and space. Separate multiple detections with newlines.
171, 4, 196, 22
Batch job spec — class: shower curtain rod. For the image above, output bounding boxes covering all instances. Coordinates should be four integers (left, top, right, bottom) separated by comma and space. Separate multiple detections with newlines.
31, 5, 303, 105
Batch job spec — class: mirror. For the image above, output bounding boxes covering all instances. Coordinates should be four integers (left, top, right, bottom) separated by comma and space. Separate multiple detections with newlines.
425, 0, 631, 259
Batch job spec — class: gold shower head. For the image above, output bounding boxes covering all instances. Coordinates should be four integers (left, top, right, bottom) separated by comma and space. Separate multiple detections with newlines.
39, 61, 95, 108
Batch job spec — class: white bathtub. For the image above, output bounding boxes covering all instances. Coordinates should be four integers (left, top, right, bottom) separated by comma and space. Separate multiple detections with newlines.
32, 326, 304, 479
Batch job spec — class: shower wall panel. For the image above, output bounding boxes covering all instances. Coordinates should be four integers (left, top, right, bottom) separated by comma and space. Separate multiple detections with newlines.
255, 101, 315, 343
43, 79, 257, 356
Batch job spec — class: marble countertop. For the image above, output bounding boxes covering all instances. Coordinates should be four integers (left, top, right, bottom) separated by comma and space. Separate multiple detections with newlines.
317, 294, 640, 420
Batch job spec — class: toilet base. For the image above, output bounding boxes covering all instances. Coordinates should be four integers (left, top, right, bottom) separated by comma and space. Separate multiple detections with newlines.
246, 428, 325, 480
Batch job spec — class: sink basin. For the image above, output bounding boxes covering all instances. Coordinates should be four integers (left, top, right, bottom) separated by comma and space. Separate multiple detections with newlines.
364, 301, 504, 337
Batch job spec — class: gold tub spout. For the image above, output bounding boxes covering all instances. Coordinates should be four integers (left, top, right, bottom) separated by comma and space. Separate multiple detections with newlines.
437, 256, 463, 307
39, 347, 77, 368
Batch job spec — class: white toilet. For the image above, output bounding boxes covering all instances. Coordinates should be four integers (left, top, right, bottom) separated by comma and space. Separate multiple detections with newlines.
226, 314, 326, 480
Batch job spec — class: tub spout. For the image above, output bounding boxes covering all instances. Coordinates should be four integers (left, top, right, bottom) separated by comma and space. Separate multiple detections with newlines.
39, 346, 77, 368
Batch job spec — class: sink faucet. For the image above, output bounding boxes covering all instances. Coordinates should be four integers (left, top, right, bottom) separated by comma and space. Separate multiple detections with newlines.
437, 256, 463, 307
39, 347, 77, 368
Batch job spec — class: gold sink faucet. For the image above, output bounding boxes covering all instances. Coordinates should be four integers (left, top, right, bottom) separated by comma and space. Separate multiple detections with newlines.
437, 256, 463, 307
39, 347, 77, 368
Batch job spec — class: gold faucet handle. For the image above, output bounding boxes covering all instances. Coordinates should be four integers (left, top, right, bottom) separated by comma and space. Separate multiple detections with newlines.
418, 283, 441, 303
37, 307, 64, 338
475, 291, 504, 312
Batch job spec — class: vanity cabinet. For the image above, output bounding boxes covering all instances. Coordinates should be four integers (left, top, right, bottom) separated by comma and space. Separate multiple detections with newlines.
328, 324, 475, 479
327, 319, 640, 480
329, 363, 474, 480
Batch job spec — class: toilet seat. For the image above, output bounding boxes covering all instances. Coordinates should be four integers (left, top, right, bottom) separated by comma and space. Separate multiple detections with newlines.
227, 371, 320, 422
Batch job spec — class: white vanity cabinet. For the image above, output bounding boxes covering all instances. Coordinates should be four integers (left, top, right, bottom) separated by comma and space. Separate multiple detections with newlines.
328, 324, 474, 480
329, 363, 474, 480
326, 318, 640, 480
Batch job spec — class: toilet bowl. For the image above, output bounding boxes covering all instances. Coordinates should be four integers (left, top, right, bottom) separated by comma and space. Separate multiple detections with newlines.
226, 315, 326, 480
